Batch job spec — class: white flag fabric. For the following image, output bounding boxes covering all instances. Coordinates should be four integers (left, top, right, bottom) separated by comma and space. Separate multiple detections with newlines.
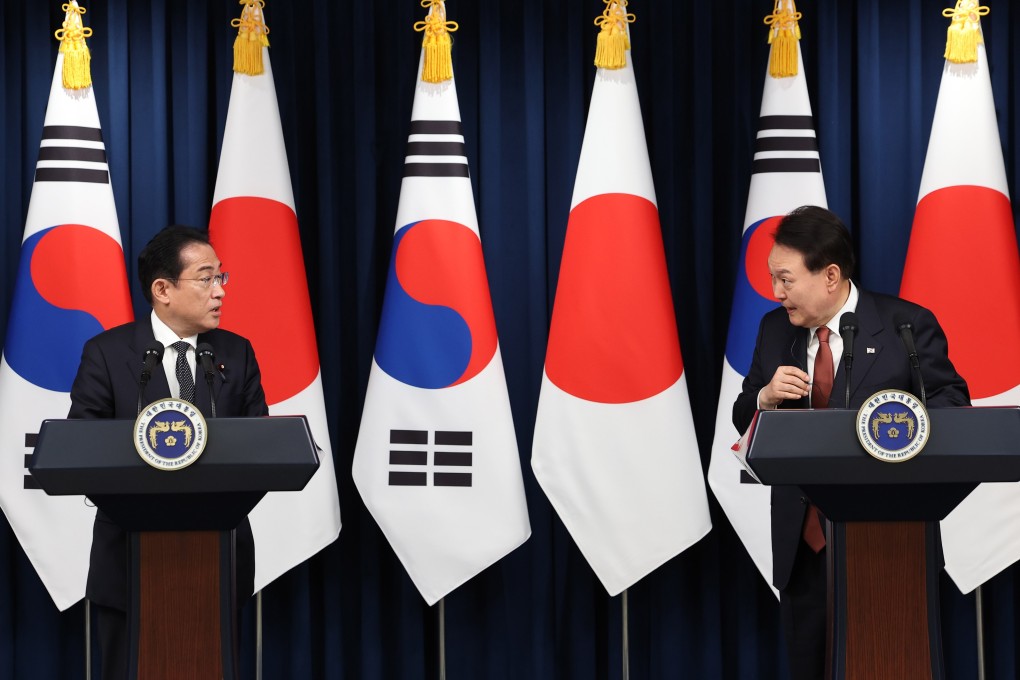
209, 43, 341, 593
352, 52, 531, 606
0, 48, 133, 609
706, 42, 827, 596
531, 50, 711, 596
900, 35, 1020, 594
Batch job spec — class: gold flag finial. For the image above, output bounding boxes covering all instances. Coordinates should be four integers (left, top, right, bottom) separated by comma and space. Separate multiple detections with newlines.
943, 0, 989, 64
593, 0, 635, 70
414, 0, 459, 83
764, 0, 802, 78
231, 0, 271, 75
54, 1, 93, 90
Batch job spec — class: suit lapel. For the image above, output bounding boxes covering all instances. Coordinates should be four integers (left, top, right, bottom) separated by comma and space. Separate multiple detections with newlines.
831, 289, 885, 403
194, 331, 224, 416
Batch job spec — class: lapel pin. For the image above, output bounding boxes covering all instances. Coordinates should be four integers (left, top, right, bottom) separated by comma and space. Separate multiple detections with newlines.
866, 347, 876, 354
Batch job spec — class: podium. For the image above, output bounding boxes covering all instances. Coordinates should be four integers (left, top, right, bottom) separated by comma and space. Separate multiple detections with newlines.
30, 416, 320, 680
744, 406, 1020, 680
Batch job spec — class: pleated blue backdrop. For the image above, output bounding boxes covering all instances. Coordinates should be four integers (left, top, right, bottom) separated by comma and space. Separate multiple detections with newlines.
1, 1, 1019, 678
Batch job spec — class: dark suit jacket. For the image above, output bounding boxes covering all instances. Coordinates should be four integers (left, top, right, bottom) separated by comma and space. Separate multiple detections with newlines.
732, 288, 969, 591
68, 319, 268, 610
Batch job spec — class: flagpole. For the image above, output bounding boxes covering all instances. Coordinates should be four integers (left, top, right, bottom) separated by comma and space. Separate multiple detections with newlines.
621, 589, 629, 680
438, 597, 446, 680
84, 601, 91, 680
256, 590, 263, 680
975, 585, 986, 680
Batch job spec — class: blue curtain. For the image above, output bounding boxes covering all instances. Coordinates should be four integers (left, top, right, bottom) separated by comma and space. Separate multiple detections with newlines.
1, 1, 1019, 678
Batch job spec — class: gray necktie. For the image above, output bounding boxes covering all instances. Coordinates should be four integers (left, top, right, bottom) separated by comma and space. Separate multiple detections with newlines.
172, 341, 195, 403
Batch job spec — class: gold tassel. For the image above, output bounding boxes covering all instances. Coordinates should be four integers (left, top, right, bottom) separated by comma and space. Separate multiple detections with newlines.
54, 1, 93, 90
231, 0, 271, 75
414, 0, 459, 83
764, 0, 802, 78
593, 0, 635, 70
943, 0, 989, 64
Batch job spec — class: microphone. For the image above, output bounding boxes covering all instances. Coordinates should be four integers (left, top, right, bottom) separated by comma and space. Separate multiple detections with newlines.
839, 312, 859, 409
196, 343, 216, 382
140, 341, 164, 388
196, 343, 217, 418
894, 314, 926, 406
138, 341, 165, 415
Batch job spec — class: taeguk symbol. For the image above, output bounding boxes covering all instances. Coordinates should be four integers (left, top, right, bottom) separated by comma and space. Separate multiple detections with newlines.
724, 216, 782, 376
4, 224, 132, 391
374, 219, 498, 389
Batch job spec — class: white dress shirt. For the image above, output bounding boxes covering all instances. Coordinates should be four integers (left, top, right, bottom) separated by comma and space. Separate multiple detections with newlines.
151, 310, 198, 400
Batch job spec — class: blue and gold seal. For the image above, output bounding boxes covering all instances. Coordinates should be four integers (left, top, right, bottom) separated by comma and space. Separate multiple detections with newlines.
856, 390, 929, 463
134, 399, 207, 470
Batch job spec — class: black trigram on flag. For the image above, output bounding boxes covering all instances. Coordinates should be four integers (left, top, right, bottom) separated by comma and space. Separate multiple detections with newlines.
388, 429, 473, 487
402, 120, 469, 179
751, 115, 820, 175
35, 125, 110, 184
23, 432, 39, 490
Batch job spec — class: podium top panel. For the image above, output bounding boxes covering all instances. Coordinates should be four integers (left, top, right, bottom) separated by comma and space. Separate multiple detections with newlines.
31, 416, 319, 496
746, 406, 1020, 486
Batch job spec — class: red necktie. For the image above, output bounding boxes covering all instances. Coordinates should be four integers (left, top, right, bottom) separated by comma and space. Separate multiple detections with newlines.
802, 326, 832, 552
811, 326, 833, 409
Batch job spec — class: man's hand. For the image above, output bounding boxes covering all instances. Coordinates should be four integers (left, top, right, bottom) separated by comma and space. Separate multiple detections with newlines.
759, 366, 811, 409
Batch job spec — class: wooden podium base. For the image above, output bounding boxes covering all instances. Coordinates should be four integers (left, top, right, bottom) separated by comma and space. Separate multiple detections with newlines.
129, 531, 237, 680
829, 521, 943, 680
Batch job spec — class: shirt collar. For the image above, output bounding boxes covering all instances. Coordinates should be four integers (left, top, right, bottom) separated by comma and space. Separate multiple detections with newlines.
150, 310, 198, 349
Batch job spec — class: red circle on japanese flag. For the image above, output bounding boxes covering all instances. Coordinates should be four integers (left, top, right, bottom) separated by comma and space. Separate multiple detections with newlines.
901, 185, 1020, 399
209, 197, 320, 405
545, 193, 683, 403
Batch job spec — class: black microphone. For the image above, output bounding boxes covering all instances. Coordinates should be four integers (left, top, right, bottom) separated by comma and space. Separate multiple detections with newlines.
839, 312, 859, 409
139, 341, 164, 388
894, 314, 926, 406
196, 343, 217, 418
138, 341, 165, 415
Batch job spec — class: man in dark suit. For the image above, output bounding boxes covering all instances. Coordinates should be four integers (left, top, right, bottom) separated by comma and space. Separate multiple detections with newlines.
69, 225, 268, 680
732, 206, 969, 680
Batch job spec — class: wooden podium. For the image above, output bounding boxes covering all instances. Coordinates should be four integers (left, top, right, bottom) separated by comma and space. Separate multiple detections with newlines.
30, 416, 320, 680
744, 406, 1020, 680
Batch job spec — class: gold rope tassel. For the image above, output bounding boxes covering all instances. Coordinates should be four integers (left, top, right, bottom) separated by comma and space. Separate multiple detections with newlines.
232, 0, 271, 75
414, 0, 458, 83
764, 0, 802, 78
55, 1, 93, 90
593, 0, 635, 70
943, 0, 989, 64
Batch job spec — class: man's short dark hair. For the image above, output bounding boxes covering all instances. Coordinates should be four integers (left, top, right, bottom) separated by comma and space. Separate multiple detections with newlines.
137, 226, 211, 304
773, 205, 855, 279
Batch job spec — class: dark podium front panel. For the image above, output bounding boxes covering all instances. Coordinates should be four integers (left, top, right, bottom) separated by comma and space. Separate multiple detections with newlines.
746, 406, 1020, 521
31, 416, 319, 530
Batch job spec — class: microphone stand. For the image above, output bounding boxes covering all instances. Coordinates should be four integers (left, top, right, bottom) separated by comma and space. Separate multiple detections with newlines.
843, 353, 853, 410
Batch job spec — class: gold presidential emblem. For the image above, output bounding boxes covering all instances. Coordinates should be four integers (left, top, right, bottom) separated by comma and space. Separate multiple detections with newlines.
134, 399, 207, 470
856, 389, 929, 463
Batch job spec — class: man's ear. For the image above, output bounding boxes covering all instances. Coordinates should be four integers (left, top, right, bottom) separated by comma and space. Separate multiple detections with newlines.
824, 264, 842, 289
151, 279, 172, 305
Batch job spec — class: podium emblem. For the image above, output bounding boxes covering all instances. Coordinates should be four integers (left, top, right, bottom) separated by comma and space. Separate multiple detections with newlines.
856, 390, 929, 463
134, 399, 207, 470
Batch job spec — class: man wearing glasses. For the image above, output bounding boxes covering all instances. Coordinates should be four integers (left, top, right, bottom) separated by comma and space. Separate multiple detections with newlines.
68, 225, 268, 680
